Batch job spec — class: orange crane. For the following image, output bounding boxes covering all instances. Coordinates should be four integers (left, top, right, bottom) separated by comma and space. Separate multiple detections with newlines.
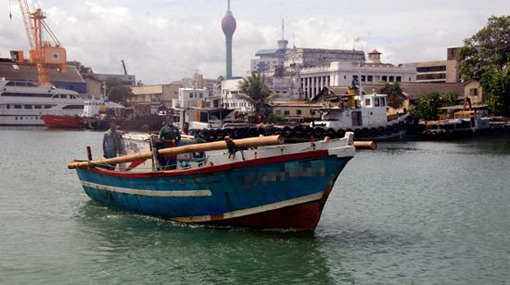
10, 0, 67, 86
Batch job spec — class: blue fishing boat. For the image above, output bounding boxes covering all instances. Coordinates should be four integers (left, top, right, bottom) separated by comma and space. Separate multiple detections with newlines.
69, 134, 355, 231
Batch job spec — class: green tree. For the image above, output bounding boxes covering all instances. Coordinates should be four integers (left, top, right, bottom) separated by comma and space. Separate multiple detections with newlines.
442, 91, 460, 107
67, 60, 93, 74
238, 72, 275, 116
414, 92, 442, 121
105, 77, 133, 104
413, 92, 460, 120
267, 113, 286, 124
379, 82, 406, 109
459, 15, 510, 115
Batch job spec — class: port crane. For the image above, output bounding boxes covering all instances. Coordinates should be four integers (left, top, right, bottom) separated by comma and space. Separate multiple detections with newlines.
10, 0, 67, 86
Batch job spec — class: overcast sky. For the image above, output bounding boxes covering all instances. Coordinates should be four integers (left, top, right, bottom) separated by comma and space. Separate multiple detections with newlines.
0, 0, 508, 84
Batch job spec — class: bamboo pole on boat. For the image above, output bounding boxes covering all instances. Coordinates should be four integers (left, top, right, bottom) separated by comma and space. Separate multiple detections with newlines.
353, 141, 377, 150
68, 135, 285, 170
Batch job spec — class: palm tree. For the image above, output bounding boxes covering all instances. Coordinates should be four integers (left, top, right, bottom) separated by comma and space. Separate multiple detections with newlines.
238, 72, 275, 117
414, 92, 442, 120
380, 82, 406, 109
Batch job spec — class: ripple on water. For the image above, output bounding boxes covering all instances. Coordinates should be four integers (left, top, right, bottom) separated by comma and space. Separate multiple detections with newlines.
1, 129, 510, 285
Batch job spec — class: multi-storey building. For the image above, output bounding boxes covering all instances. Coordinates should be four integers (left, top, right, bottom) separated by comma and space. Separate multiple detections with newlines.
409, 47, 461, 83
217, 79, 253, 112
298, 55, 417, 99
128, 84, 181, 109
174, 87, 210, 126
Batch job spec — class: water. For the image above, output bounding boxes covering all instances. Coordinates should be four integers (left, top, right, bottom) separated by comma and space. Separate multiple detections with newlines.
1, 128, 509, 285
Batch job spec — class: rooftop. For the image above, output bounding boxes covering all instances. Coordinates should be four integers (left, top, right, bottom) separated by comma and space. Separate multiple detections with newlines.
398, 82, 463, 101
0, 61, 84, 83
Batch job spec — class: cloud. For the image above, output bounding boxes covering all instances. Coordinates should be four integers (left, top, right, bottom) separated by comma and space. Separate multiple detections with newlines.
0, 0, 507, 84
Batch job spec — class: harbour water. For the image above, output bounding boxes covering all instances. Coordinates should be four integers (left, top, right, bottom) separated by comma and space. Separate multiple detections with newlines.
1, 128, 509, 285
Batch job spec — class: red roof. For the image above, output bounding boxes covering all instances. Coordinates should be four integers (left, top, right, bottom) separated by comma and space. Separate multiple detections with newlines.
369, 49, 381, 54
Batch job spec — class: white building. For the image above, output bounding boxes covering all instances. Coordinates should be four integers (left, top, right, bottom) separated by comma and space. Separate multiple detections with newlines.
173, 87, 209, 126
299, 59, 417, 100
218, 79, 253, 112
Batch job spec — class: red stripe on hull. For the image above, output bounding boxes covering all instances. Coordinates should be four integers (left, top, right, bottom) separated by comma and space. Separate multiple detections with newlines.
86, 149, 331, 179
199, 175, 338, 231
42, 115, 81, 129
202, 199, 324, 231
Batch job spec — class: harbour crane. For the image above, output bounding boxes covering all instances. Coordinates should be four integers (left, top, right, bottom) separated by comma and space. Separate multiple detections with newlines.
10, 0, 67, 86
121, 60, 128, 75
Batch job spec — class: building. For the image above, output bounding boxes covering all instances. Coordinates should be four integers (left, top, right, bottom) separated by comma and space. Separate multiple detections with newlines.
0, 60, 87, 96
462, 79, 484, 105
270, 100, 321, 122
297, 50, 417, 99
411, 47, 461, 83
83, 73, 137, 87
128, 84, 181, 110
222, 0, 236, 79
251, 21, 288, 73
251, 48, 287, 73
251, 37, 417, 101
284, 48, 365, 69
172, 73, 216, 92
83, 75, 103, 98
173, 87, 210, 126
218, 79, 253, 112
398, 82, 463, 102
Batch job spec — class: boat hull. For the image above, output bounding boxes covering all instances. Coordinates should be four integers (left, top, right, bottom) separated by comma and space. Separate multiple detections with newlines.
41, 115, 81, 129
76, 149, 351, 231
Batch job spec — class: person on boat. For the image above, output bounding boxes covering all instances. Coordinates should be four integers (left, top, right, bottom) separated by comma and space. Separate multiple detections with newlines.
103, 120, 124, 159
157, 116, 181, 169
180, 122, 190, 135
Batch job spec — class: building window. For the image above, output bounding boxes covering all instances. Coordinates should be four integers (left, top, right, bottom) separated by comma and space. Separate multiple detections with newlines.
284, 110, 290, 116
389, 76, 394, 82
361, 75, 366, 82
367, 75, 373, 82
296, 109, 302, 115
24, 105, 33, 109
417, 66, 446, 72
14, 105, 22, 109
380, 97, 386, 106
199, 93, 203, 98
382, 76, 387, 82
374, 98, 380, 107
275, 110, 282, 115
6, 104, 10, 109
365, 99, 371, 106
189, 94, 193, 98
396, 76, 402, 82
34, 105, 42, 109
470, 88, 479, 96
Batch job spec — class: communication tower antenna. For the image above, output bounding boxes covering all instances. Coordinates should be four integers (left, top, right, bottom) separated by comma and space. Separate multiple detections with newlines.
281, 19, 284, 41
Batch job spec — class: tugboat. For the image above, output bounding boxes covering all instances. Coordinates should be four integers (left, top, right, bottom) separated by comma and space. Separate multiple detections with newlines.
68, 133, 356, 231
41, 98, 124, 129
313, 91, 410, 141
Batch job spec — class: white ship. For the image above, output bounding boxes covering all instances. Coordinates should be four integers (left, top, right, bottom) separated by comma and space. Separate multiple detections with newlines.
0, 80, 84, 126
314, 92, 410, 140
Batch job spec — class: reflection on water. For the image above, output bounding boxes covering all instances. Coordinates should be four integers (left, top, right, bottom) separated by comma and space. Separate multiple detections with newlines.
1, 128, 510, 285
75, 200, 343, 285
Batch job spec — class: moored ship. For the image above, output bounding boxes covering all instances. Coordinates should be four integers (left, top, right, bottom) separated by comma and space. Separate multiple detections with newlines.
0, 80, 84, 126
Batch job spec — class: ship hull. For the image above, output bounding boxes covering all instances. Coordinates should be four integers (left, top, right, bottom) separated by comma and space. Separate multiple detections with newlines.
76, 149, 352, 231
41, 115, 81, 129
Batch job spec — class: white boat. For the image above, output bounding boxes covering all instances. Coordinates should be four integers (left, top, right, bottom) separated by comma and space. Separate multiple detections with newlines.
314, 92, 410, 140
0, 80, 84, 126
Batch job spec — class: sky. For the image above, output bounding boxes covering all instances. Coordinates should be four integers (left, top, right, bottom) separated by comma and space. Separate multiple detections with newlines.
0, 0, 508, 84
